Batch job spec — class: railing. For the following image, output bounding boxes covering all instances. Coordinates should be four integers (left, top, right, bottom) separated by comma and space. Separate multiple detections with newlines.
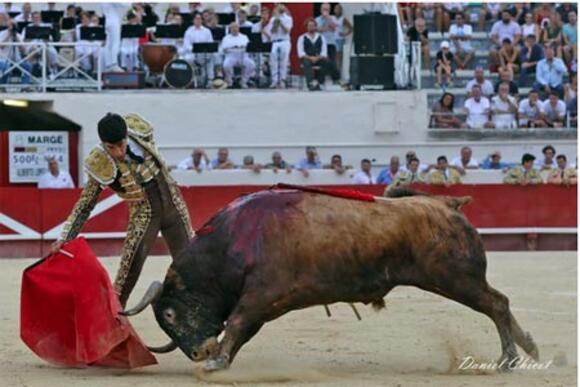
410, 41, 421, 90
429, 111, 577, 130
0, 42, 46, 91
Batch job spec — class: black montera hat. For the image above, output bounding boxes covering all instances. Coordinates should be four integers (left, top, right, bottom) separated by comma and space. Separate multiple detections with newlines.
98, 113, 127, 143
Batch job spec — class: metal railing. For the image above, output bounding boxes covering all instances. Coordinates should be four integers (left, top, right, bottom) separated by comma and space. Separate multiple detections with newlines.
429, 110, 577, 130
0, 42, 45, 91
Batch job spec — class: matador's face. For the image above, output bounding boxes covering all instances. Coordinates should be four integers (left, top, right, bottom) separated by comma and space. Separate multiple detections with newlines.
103, 138, 128, 161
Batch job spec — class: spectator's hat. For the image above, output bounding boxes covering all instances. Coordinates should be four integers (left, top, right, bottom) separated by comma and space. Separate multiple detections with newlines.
440, 41, 450, 49
212, 78, 228, 89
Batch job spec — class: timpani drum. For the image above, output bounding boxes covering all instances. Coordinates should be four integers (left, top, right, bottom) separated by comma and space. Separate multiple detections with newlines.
141, 44, 177, 74
164, 59, 194, 89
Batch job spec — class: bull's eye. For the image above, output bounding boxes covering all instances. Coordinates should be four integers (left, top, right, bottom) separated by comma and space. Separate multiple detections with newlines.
163, 308, 176, 324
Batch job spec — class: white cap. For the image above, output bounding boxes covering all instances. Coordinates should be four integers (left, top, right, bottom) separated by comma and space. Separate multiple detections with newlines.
440, 41, 450, 49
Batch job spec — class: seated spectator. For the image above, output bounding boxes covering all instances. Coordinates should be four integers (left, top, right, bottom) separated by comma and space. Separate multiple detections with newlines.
37, 158, 75, 189
542, 91, 567, 127
439, 3, 465, 33
294, 146, 322, 177
451, 146, 479, 174
425, 156, 462, 185
120, 10, 143, 72
564, 73, 577, 118
518, 90, 547, 127
377, 156, 401, 185
465, 67, 494, 97
222, 22, 255, 88
535, 145, 558, 171
540, 12, 564, 58
241, 155, 262, 173
211, 147, 236, 169
13, 2, 32, 23
490, 10, 522, 72
534, 45, 568, 98
431, 92, 466, 128
556, 3, 577, 24
390, 157, 426, 187
297, 18, 339, 91
490, 82, 518, 129
519, 34, 544, 84
0, 20, 32, 84
401, 150, 429, 174
464, 85, 492, 128
547, 154, 577, 185
449, 12, 475, 69
498, 38, 521, 78
521, 13, 541, 42
352, 159, 376, 184
494, 69, 519, 97
176, 148, 211, 172
264, 151, 292, 173
324, 154, 351, 175
406, 17, 430, 69
510, 3, 529, 25
481, 151, 510, 170
562, 11, 577, 64
478, 3, 502, 32
503, 153, 543, 184
434, 41, 455, 88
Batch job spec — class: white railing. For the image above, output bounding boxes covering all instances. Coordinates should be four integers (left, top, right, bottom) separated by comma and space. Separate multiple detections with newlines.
410, 41, 421, 90
0, 42, 45, 91
46, 42, 102, 91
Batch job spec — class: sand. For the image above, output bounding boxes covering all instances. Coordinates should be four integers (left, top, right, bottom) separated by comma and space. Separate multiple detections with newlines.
0, 251, 576, 387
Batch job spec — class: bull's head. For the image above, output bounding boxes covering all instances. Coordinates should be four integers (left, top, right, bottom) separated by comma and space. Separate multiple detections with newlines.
122, 273, 224, 362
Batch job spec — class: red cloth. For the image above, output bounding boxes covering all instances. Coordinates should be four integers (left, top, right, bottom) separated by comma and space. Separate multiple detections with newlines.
273, 183, 376, 202
20, 237, 157, 368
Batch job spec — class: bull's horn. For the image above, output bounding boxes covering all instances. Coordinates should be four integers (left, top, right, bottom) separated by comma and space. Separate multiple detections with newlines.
147, 341, 178, 353
120, 281, 163, 316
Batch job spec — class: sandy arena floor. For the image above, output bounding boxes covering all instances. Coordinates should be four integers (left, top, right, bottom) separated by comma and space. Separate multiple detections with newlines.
0, 251, 576, 387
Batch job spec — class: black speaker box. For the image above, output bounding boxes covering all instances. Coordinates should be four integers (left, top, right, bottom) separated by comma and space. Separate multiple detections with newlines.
350, 56, 395, 89
353, 13, 398, 55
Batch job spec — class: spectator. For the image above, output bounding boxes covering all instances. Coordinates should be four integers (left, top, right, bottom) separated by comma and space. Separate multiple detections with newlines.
24, 12, 59, 77
0, 19, 32, 84
264, 151, 292, 173
324, 154, 350, 175
119, 10, 142, 72
519, 33, 544, 84
494, 70, 519, 96
509, 3, 529, 25
406, 17, 430, 69
535, 145, 558, 171
498, 38, 520, 78
449, 12, 475, 69
535, 4, 554, 27
542, 91, 567, 127
481, 151, 510, 170
434, 41, 455, 88
451, 146, 479, 174
465, 67, 495, 97
562, 11, 577, 64
222, 22, 255, 88
294, 146, 322, 177
490, 82, 518, 129
478, 3, 503, 32
297, 18, 339, 91
426, 156, 462, 185
534, 45, 568, 98
564, 73, 577, 116
241, 155, 262, 173
377, 156, 401, 185
437, 3, 465, 33
352, 159, 376, 184
518, 90, 547, 127
333, 3, 352, 76
315, 3, 337, 64
547, 154, 577, 185
267, 4, 293, 88
521, 13, 541, 42
556, 3, 577, 24
37, 158, 75, 189
503, 153, 543, 185
431, 92, 466, 128
401, 150, 429, 174
540, 12, 564, 58
176, 148, 211, 172
183, 13, 216, 87
391, 157, 426, 187
211, 147, 236, 169
490, 10, 522, 71
464, 84, 492, 128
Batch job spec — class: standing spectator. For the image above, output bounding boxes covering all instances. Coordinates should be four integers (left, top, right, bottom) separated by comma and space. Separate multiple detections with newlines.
547, 154, 577, 185
521, 13, 541, 42
352, 159, 376, 185
264, 151, 292, 173
489, 10, 522, 71
534, 45, 568, 98
518, 90, 547, 127
490, 82, 518, 129
464, 84, 492, 128
519, 34, 544, 84
241, 155, 262, 173
390, 157, 426, 187
294, 146, 322, 177
176, 148, 211, 172
498, 38, 521, 78
494, 70, 519, 97
315, 3, 337, 63
481, 151, 510, 170
562, 11, 577, 65
221, 22, 255, 88
426, 156, 462, 185
324, 154, 351, 175
297, 18, 339, 91
434, 41, 455, 88
333, 3, 352, 77
540, 12, 564, 58
377, 156, 401, 185
211, 147, 236, 169
431, 92, 465, 128
267, 3, 292, 88
535, 145, 558, 171
406, 17, 430, 69
503, 153, 543, 185
465, 67, 495, 97
37, 158, 75, 189
451, 146, 479, 173
449, 12, 475, 69
542, 91, 567, 127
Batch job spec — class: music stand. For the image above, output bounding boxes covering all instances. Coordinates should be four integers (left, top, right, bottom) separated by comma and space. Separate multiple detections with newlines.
239, 26, 252, 37
16, 21, 30, 34
246, 36, 272, 88
248, 15, 261, 24
155, 24, 183, 39
25, 26, 52, 40
80, 26, 106, 41
217, 13, 235, 26
180, 13, 193, 27
121, 24, 146, 39
8, 12, 20, 19
41, 11, 64, 24
99, 16, 106, 26
0, 26, 7, 32
61, 17, 76, 30
210, 27, 225, 42
142, 14, 158, 28
192, 42, 218, 89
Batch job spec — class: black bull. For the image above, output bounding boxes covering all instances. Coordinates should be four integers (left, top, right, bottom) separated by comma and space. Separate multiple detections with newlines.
122, 188, 539, 372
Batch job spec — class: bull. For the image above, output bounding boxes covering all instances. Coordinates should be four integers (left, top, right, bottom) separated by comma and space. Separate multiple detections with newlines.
123, 187, 539, 372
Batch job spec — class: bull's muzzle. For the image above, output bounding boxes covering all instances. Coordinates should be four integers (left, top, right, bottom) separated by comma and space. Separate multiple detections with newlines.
191, 336, 218, 362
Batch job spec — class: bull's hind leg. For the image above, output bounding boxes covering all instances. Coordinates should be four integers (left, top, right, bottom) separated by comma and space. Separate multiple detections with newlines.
510, 311, 539, 361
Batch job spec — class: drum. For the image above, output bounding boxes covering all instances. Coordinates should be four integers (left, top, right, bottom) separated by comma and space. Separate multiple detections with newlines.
164, 59, 193, 89
141, 44, 176, 74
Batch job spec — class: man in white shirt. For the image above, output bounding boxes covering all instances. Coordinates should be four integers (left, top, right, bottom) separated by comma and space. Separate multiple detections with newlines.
518, 90, 546, 127
449, 12, 475, 69
37, 158, 75, 189
0, 20, 32, 84
267, 4, 292, 88
450, 146, 479, 173
297, 18, 339, 90
75, 12, 99, 72
489, 10, 521, 69
352, 159, 376, 184
490, 82, 518, 129
315, 3, 337, 62
464, 84, 492, 128
176, 148, 212, 172
23, 12, 59, 76
542, 91, 567, 128
251, 6, 272, 43
183, 12, 216, 85
465, 67, 494, 97
221, 22, 255, 88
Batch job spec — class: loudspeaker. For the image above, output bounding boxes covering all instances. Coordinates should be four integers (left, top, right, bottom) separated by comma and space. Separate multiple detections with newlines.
350, 56, 395, 89
353, 14, 398, 55
102, 72, 145, 89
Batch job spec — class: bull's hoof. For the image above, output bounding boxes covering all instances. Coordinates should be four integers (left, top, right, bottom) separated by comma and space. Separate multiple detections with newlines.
203, 356, 229, 372
525, 332, 540, 361
498, 352, 519, 373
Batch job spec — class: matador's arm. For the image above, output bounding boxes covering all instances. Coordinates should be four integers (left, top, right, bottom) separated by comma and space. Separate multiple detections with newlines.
59, 177, 103, 242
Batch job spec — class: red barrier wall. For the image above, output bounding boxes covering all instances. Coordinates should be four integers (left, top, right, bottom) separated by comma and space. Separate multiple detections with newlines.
0, 184, 576, 258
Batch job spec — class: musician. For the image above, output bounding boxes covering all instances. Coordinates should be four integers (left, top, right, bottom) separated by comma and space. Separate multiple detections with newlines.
0, 19, 32, 84
120, 10, 142, 71
75, 12, 99, 73
23, 11, 59, 77
154, 13, 184, 57
251, 6, 272, 43
101, 3, 127, 72
13, 2, 32, 23
183, 12, 216, 87
221, 21, 255, 88
267, 3, 292, 88
226, 9, 253, 33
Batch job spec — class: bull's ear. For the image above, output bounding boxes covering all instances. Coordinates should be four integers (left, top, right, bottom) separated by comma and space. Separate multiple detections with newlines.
121, 281, 163, 316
